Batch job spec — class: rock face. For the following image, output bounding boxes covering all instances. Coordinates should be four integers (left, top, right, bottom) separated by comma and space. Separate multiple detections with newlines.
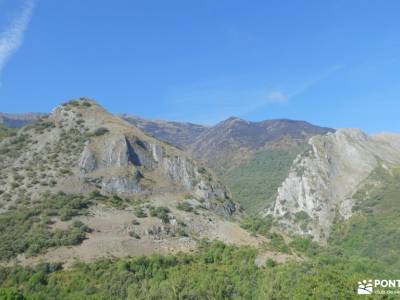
270, 129, 400, 242
0, 99, 235, 217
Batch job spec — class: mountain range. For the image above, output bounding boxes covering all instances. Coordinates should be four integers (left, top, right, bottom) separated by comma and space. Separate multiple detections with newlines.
0, 112, 46, 128
4, 105, 400, 244
2, 98, 400, 298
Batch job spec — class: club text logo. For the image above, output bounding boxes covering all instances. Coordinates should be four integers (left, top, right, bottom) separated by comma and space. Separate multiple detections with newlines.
358, 279, 400, 295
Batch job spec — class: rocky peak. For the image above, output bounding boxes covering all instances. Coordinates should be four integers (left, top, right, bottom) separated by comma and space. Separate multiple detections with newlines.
0, 98, 236, 217
216, 117, 248, 127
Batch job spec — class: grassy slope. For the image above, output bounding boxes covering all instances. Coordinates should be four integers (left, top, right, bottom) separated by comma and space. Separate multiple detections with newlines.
221, 147, 305, 215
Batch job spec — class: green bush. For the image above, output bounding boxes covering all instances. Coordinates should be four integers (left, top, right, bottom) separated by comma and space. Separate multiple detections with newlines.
92, 127, 109, 136
149, 206, 170, 223
0, 288, 26, 300
176, 202, 193, 212
133, 206, 147, 218
289, 236, 320, 257
266, 232, 290, 253
240, 216, 273, 236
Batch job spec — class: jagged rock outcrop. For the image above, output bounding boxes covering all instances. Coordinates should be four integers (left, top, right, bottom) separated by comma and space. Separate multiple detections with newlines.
270, 129, 400, 242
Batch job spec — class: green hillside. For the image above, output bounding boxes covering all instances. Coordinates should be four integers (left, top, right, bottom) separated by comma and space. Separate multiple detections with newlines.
2, 166, 400, 299
221, 147, 306, 215
0, 240, 378, 300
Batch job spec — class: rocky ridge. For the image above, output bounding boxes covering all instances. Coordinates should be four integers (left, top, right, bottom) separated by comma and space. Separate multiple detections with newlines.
270, 128, 400, 242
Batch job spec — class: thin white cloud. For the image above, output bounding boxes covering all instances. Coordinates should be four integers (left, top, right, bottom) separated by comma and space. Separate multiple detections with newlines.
0, 0, 35, 80
288, 64, 344, 99
266, 90, 288, 103
263, 65, 344, 106
164, 65, 344, 124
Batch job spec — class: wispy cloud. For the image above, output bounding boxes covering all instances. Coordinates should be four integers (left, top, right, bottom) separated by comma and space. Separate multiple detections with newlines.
287, 64, 344, 99
0, 0, 35, 81
266, 90, 288, 103
163, 65, 344, 124
164, 80, 278, 124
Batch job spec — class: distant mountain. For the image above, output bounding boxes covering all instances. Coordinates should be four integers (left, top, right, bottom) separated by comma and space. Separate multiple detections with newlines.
120, 114, 208, 149
122, 115, 334, 213
188, 117, 334, 169
0, 112, 47, 128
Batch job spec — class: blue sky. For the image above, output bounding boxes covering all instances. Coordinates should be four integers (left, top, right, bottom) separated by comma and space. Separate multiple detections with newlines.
0, 0, 400, 132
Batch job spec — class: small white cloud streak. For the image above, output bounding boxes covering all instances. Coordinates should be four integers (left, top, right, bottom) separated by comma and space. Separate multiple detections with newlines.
263, 65, 344, 106
266, 90, 288, 103
288, 64, 344, 99
164, 65, 344, 124
0, 0, 35, 77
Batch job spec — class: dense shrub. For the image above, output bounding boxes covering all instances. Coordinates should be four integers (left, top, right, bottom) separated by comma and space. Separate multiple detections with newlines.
176, 202, 193, 212
149, 206, 170, 223
240, 216, 273, 236
92, 127, 109, 136
0, 240, 378, 299
133, 206, 147, 218
0, 193, 92, 260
